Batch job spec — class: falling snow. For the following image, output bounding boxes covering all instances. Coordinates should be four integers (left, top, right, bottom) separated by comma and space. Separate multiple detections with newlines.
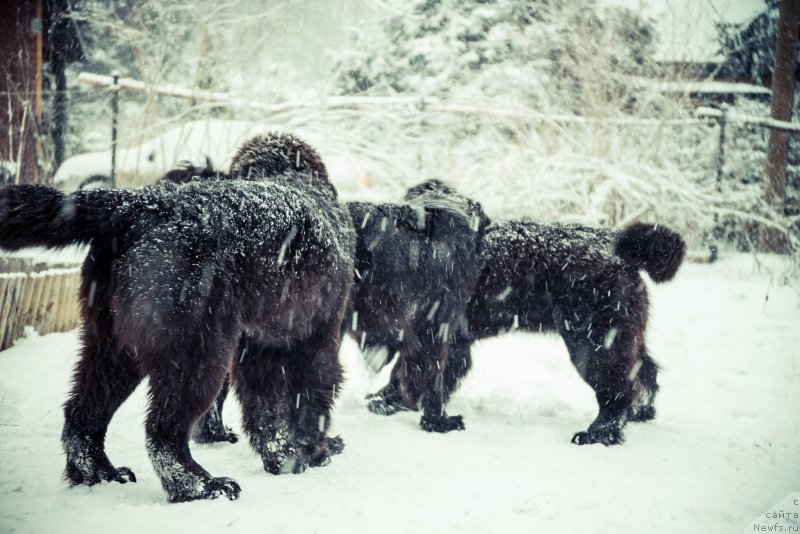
0, 254, 796, 533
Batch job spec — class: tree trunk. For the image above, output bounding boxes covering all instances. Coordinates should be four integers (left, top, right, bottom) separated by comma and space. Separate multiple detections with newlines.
0, 0, 43, 184
763, 0, 800, 253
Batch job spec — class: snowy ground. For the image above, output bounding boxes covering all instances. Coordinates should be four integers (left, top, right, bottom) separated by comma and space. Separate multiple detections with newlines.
0, 254, 798, 533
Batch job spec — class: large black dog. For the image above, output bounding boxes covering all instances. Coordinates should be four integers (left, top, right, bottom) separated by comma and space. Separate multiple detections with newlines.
195, 179, 489, 436
0, 133, 355, 502
369, 219, 685, 445
346, 180, 489, 432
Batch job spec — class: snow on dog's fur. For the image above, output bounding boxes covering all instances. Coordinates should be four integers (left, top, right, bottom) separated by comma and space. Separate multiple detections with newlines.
188, 176, 683, 446
438, 220, 685, 445
345, 180, 490, 432
196, 179, 490, 435
0, 132, 355, 502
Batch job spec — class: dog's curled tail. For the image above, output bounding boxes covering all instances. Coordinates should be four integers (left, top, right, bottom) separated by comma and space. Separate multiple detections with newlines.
0, 184, 139, 251
614, 223, 685, 283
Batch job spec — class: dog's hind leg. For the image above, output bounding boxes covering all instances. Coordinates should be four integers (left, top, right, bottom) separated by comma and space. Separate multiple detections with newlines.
627, 346, 659, 423
232, 328, 344, 475
62, 324, 142, 487
144, 337, 240, 503
397, 320, 466, 433
232, 337, 297, 474
193, 374, 238, 444
564, 331, 638, 446
285, 322, 345, 471
63, 252, 144, 487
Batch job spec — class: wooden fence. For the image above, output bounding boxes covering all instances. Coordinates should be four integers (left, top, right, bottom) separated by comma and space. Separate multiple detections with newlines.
0, 258, 82, 351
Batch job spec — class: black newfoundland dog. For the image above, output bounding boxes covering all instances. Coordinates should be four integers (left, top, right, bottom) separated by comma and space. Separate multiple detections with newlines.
369, 219, 685, 445
345, 180, 489, 432
0, 133, 355, 502
195, 179, 489, 436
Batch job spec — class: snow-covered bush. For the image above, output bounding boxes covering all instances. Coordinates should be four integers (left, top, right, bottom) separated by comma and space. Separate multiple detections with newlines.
61, 0, 301, 158
325, 0, 798, 254
50, 0, 797, 254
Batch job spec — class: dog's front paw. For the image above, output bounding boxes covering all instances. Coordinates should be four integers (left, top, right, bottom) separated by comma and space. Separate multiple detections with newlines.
366, 394, 409, 416
420, 414, 465, 433
302, 435, 346, 470
571, 426, 623, 446
323, 435, 345, 456
114, 467, 137, 484
65, 461, 137, 486
203, 477, 241, 501
168, 476, 241, 503
261, 436, 300, 475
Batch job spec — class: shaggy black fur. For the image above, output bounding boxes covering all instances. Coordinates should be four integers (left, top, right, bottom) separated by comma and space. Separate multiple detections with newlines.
196, 179, 490, 436
440, 220, 684, 445
0, 133, 355, 502
346, 180, 489, 432
154, 165, 239, 446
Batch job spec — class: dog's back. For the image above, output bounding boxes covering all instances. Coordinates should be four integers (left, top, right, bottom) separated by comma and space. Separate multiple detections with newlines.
347, 182, 487, 347
467, 220, 623, 337
113, 177, 353, 349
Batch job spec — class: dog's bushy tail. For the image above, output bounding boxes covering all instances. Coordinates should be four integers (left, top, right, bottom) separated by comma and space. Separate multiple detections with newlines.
614, 223, 685, 283
0, 184, 139, 250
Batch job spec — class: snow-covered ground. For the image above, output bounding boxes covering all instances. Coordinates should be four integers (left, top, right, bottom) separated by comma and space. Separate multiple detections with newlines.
0, 254, 798, 533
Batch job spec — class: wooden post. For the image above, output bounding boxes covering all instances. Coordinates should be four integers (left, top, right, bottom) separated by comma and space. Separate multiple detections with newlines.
715, 106, 728, 193
0, 273, 28, 350
55, 272, 77, 332
27, 273, 45, 332
0, 276, 11, 350
763, 0, 800, 252
33, 272, 54, 333
42, 272, 64, 335
2, 276, 24, 350
18, 272, 38, 334
68, 272, 80, 329
110, 70, 120, 188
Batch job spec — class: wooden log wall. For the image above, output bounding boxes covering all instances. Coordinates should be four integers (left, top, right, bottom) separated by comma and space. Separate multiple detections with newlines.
0, 259, 82, 351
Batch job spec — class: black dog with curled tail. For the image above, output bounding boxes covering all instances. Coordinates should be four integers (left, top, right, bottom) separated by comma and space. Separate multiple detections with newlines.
0, 132, 355, 502
369, 218, 685, 446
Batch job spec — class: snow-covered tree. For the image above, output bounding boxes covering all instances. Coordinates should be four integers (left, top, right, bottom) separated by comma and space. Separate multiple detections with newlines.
718, 0, 799, 87
334, 0, 657, 115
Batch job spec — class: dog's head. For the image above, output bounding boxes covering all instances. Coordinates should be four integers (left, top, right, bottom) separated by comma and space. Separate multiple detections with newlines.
404, 179, 491, 238
230, 132, 336, 198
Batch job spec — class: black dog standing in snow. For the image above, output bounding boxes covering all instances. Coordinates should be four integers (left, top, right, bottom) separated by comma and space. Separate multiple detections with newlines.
0, 133, 355, 502
194, 179, 489, 436
371, 219, 685, 445
346, 180, 489, 432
